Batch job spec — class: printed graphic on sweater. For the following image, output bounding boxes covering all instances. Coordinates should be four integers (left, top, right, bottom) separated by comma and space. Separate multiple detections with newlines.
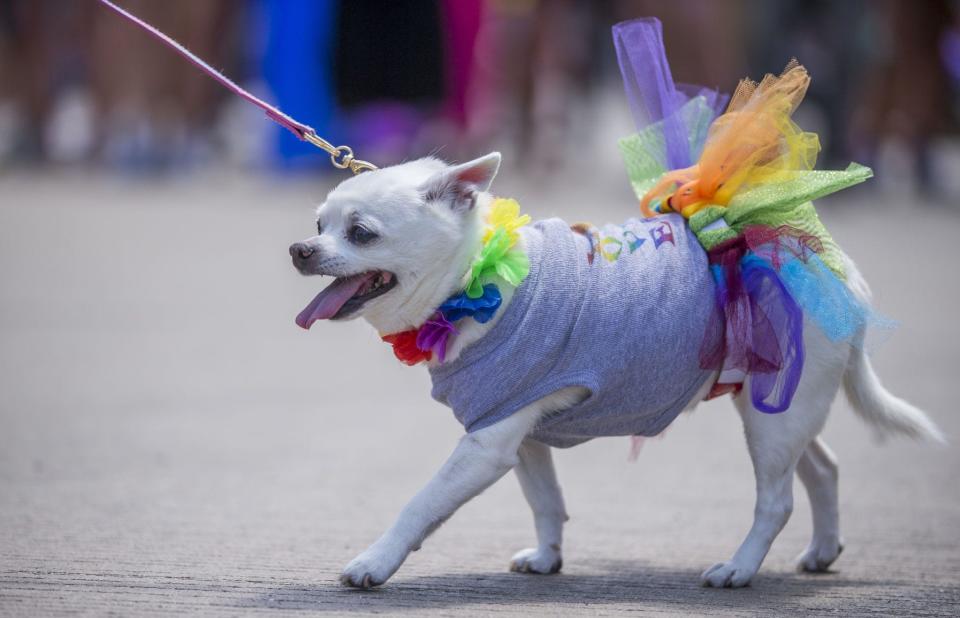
572, 218, 676, 265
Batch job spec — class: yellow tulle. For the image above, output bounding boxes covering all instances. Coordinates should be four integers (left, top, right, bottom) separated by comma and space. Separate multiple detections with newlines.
641, 61, 821, 218
483, 198, 531, 245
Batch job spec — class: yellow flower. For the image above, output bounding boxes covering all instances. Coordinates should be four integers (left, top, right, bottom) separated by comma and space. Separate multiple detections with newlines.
482, 198, 531, 245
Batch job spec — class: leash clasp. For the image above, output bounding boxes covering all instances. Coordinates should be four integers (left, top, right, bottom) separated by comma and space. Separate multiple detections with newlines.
302, 132, 378, 175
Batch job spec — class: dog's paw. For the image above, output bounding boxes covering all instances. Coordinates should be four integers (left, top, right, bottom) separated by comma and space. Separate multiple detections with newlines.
700, 561, 756, 588
339, 545, 404, 589
796, 539, 843, 573
509, 547, 562, 574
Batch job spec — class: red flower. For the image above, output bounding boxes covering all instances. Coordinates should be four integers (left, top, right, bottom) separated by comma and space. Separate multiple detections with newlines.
382, 330, 432, 365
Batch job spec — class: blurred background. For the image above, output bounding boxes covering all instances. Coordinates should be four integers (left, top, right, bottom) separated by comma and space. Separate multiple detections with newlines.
3, 0, 960, 195
2, 1, 959, 614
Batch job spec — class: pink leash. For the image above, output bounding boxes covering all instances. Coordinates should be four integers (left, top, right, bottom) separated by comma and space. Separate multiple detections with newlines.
95, 0, 376, 174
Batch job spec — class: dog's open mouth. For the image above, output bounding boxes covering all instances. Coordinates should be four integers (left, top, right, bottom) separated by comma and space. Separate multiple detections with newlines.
296, 271, 397, 328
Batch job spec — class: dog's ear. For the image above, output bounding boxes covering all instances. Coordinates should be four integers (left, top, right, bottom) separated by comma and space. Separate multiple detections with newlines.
421, 152, 502, 211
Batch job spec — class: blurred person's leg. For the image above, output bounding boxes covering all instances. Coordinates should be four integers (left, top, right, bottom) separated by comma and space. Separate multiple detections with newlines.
465, 2, 537, 159
440, 0, 483, 130
0, 0, 98, 165
615, 0, 747, 96
427, 0, 483, 160
744, 0, 880, 168
466, 0, 600, 168
527, 0, 594, 170
890, 0, 953, 193
168, 0, 236, 166
90, 0, 160, 168
0, 1, 18, 161
91, 0, 237, 171
2, 0, 53, 162
853, 0, 952, 196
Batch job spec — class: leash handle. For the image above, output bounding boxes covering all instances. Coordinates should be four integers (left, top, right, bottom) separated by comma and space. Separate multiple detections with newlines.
95, 0, 377, 174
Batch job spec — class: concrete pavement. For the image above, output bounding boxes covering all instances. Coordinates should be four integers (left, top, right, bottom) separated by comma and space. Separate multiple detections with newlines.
1, 170, 958, 616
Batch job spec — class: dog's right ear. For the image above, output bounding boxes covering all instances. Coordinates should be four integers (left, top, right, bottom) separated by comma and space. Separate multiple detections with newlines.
421, 152, 502, 212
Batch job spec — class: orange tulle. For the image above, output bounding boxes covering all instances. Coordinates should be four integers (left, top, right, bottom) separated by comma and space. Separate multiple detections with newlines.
640, 61, 820, 219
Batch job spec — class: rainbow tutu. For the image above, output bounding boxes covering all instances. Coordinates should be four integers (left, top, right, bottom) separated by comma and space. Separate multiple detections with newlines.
614, 18, 889, 412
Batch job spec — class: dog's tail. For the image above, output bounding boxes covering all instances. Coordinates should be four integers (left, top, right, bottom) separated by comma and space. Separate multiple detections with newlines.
843, 348, 945, 443
840, 254, 945, 443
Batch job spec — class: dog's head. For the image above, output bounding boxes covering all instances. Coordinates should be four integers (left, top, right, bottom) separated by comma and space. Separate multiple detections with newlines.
290, 153, 501, 334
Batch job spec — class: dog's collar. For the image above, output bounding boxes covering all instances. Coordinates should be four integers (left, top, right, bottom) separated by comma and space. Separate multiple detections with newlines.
381, 199, 531, 365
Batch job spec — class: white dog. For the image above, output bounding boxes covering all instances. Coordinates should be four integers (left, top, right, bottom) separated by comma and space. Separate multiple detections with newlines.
289, 152, 943, 589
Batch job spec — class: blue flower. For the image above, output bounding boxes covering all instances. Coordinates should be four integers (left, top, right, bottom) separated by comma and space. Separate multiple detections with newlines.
439, 284, 502, 324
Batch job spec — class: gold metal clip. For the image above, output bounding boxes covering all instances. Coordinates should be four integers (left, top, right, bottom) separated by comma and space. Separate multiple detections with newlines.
303, 132, 378, 175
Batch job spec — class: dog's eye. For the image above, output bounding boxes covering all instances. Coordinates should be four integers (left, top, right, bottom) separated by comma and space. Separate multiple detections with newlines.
348, 224, 378, 245
316, 220, 323, 235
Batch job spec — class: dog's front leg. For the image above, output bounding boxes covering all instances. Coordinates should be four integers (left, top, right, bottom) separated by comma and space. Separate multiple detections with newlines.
340, 405, 542, 588
509, 438, 567, 574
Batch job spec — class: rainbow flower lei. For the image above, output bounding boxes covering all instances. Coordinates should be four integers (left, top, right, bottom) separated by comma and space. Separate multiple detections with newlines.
382, 198, 531, 365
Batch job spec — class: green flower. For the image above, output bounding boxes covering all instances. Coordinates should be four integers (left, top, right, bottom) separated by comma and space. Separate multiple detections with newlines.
466, 228, 530, 298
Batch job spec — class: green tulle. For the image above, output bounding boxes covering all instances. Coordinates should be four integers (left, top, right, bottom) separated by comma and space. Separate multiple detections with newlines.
619, 101, 873, 280
686, 164, 872, 277
618, 96, 719, 198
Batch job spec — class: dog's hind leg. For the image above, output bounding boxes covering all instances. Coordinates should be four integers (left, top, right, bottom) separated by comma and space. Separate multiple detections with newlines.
701, 395, 823, 588
509, 438, 567, 574
795, 437, 843, 572
702, 329, 848, 588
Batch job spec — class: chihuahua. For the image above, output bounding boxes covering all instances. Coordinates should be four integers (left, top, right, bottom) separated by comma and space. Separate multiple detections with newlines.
289, 152, 942, 589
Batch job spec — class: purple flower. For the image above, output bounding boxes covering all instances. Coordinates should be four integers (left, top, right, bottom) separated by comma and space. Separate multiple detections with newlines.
415, 313, 456, 362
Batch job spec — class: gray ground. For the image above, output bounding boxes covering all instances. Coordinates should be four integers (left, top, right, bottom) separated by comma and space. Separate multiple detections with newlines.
1, 169, 958, 617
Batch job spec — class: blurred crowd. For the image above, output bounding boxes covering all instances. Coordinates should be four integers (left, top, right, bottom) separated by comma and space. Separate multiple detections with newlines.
2, 0, 960, 192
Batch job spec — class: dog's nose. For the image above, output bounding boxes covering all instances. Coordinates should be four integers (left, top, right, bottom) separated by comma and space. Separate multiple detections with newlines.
289, 242, 315, 260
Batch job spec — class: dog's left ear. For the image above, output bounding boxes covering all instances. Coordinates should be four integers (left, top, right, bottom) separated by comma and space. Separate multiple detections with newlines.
421, 152, 502, 211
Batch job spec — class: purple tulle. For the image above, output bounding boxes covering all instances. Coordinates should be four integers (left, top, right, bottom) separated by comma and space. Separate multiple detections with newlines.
742, 225, 822, 270
700, 237, 805, 413
613, 18, 727, 171
742, 256, 805, 413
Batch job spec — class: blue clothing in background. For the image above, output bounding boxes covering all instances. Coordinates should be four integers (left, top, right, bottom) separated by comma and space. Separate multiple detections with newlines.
258, 0, 338, 169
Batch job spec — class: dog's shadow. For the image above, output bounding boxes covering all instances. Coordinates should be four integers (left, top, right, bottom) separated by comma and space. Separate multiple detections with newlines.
245, 561, 891, 613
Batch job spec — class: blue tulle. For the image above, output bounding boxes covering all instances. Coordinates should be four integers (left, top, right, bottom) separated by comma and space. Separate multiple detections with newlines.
439, 284, 502, 324
776, 252, 893, 346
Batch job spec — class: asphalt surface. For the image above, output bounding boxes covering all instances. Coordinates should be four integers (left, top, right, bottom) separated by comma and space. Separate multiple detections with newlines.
1, 170, 958, 616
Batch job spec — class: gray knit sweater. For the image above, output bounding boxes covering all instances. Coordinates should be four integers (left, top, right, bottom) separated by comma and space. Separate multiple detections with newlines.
429, 215, 718, 448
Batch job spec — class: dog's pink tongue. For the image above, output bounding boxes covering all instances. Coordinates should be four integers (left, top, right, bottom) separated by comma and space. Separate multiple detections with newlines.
296, 273, 375, 329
